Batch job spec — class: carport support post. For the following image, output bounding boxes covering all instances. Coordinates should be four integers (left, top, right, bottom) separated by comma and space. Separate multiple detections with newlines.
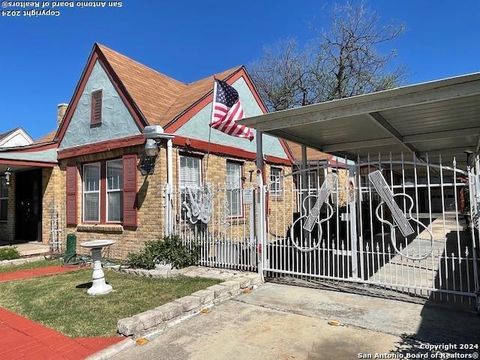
256, 131, 266, 280
348, 163, 359, 279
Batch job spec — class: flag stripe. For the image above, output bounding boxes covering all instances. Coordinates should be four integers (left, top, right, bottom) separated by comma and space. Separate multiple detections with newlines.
210, 80, 254, 141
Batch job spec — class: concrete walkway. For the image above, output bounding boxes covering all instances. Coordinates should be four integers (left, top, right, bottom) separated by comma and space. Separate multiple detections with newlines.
111, 283, 480, 360
0, 241, 50, 256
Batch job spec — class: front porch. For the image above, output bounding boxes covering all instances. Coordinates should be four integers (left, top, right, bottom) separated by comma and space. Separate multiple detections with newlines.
0, 145, 59, 248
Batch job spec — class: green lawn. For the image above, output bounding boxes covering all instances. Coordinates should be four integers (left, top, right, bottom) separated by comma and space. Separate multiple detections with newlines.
0, 259, 62, 273
0, 269, 220, 337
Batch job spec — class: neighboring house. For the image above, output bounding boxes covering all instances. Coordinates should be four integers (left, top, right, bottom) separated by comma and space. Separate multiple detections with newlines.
0, 128, 33, 148
0, 44, 292, 258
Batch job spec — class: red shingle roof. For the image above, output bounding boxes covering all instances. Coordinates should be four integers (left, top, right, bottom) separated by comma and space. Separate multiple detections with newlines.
286, 140, 330, 163
34, 130, 56, 144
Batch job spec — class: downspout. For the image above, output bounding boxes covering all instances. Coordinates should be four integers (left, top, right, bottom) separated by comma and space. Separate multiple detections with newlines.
166, 138, 174, 236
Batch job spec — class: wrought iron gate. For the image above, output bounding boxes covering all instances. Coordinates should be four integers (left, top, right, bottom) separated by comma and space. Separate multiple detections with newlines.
263, 153, 480, 307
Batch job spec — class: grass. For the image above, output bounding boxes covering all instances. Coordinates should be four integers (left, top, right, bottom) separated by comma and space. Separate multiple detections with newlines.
0, 269, 220, 337
0, 259, 62, 273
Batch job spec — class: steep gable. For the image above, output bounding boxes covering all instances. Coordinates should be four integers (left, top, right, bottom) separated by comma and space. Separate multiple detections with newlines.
59, 60, 141, 149
174, 72, 290, 161
97, 44, 187, 127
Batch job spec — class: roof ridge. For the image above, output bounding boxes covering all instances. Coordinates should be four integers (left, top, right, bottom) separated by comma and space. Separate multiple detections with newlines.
0, 127, 26, 141
96, 43, 187, 87
187, 65, 242, 85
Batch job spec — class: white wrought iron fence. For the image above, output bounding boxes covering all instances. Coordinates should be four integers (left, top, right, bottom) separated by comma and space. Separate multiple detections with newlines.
166, 184, 258, 271
263, 153, 480, 307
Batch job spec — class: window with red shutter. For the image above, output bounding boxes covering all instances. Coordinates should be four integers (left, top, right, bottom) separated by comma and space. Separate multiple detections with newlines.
91, 90, 103, 126
122, 154, 138, 227
66, 165, 78, 226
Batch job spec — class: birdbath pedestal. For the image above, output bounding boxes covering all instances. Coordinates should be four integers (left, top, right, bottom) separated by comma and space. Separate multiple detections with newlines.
80, 240, 115, 296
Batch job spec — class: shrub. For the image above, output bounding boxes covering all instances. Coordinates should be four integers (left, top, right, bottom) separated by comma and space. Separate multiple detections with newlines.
0, 247, 20, 261
126, 235, 198, 270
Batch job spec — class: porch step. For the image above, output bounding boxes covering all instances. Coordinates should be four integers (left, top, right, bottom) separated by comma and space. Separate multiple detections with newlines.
0, 242, 50, 257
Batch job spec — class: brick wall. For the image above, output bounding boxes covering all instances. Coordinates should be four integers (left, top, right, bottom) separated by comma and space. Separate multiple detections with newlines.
41, 166, 66, 247
42, 143, 292, 260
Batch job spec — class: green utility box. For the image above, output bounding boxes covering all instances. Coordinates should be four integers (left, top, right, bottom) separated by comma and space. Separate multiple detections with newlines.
65, 233, 77, 264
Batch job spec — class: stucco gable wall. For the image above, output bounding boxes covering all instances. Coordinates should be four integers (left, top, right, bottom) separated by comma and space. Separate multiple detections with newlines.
174, 77, 288, 160
59, 60, 141, 149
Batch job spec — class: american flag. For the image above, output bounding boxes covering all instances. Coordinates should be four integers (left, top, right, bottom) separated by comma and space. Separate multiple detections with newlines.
210, 79, 254, 141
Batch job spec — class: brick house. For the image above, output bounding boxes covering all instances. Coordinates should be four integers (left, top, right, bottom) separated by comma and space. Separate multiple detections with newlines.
0, 44, 293, 258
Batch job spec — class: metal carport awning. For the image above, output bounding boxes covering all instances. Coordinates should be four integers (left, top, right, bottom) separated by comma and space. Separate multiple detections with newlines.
240, 72, 480, 167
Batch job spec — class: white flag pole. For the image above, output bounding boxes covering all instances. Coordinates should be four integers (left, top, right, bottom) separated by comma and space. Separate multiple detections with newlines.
205, 78, 217, 180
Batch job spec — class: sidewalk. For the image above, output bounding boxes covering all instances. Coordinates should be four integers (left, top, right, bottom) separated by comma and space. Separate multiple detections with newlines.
0, 307, 122, 359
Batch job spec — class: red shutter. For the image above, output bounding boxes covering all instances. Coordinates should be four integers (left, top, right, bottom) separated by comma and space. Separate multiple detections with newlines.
123, 154, 138, 227
66, 165, 78, 226
91, 90, 102, 125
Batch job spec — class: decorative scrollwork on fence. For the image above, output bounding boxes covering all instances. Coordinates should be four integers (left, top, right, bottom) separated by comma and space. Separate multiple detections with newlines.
369, 170, 434, 260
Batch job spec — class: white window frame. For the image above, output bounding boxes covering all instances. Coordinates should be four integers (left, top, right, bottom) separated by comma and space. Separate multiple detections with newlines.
82, 162, 101, 223
270, 167, 283, 197
106, 159, 123, 223
0, 176, 8, 222
226, 160, 243, 218
179, 155, 202, 190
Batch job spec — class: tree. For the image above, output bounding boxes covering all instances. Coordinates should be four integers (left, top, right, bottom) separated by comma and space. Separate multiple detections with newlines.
250, 2, 405, 111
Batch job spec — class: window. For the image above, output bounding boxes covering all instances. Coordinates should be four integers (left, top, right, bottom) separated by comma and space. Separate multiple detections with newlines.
179, 155, 202, 190
91, 89, 103, 126
179, 155, 202, 220
82, 159, 124, 223
270, 167, 283, 196
106, 160, 123, 222
0, 177, 8, 221
226, 161, 242, 217
83, 163, 100, 222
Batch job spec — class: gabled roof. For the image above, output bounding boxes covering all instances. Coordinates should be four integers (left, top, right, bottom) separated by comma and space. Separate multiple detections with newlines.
55, 44, 246, 142
0, 128, 19, 141
160, 66, 242, 128
97, 44, 242, 128
97, 44, 187, 127
52, 44, 291, 163
0, 127, 33, 147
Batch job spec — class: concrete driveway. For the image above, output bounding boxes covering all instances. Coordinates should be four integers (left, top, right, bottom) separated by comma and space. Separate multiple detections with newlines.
112, 283, 480, 360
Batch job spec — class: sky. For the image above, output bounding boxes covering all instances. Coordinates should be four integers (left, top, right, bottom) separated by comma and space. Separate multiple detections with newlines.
0, 0, 479, 139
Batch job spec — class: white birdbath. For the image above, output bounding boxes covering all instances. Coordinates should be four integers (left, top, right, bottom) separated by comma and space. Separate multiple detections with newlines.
80, 240, 115, 296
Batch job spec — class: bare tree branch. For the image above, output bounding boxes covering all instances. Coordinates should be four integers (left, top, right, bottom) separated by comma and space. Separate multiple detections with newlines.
250, 1, 405, 111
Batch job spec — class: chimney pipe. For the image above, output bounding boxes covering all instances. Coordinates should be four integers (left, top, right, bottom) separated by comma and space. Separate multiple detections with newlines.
57, 103, 68, 127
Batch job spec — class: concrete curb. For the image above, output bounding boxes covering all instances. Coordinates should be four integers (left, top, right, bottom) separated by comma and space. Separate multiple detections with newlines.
86, 267, 261, 359
115, 267, 262, 338
85, 337, 136, 360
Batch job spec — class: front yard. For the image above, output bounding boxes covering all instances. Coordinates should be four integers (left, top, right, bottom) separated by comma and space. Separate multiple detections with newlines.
0, 264, 220, 337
